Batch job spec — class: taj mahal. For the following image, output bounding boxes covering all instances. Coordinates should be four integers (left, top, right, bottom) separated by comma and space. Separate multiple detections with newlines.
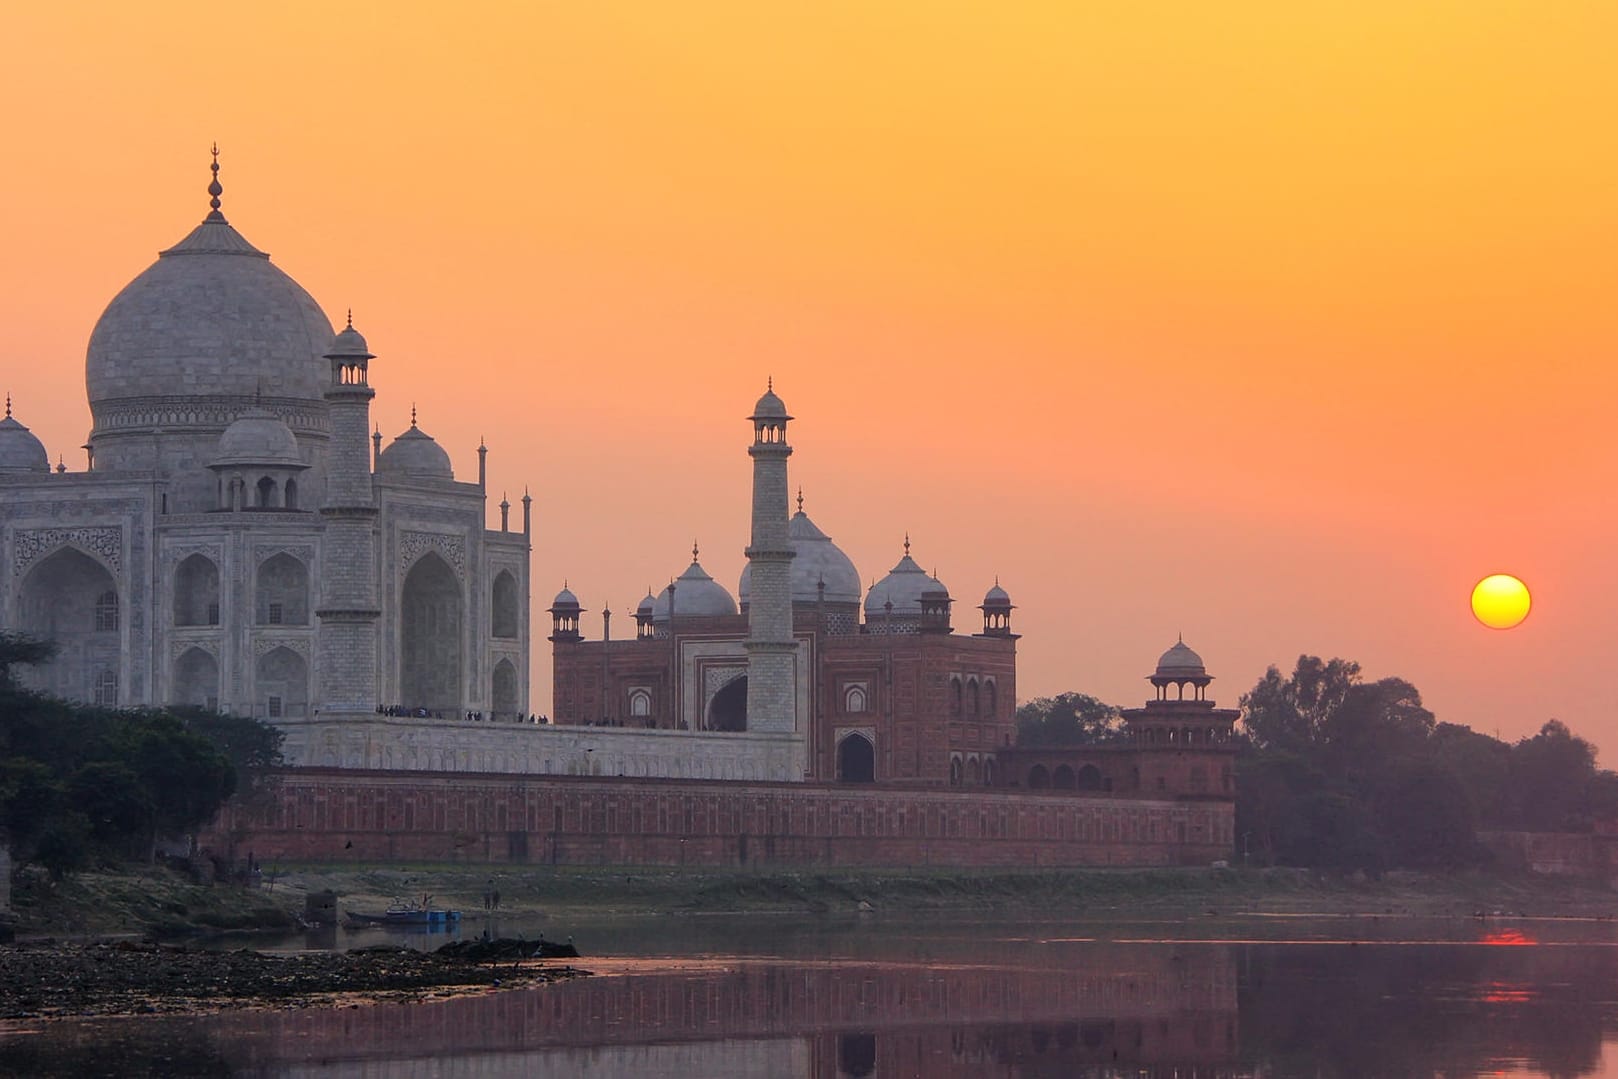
4, 157, 1237, 866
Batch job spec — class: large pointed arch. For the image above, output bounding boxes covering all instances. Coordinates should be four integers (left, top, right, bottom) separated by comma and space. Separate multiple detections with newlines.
17, 546, 120, 703
708, 675, 747, 732
401, 552, 463, 713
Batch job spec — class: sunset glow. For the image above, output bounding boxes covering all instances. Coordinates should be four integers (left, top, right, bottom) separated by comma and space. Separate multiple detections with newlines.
2, 3, 1615, 750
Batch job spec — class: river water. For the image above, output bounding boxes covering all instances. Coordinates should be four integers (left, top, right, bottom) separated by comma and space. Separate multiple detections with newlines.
4, 911, 1618, 1077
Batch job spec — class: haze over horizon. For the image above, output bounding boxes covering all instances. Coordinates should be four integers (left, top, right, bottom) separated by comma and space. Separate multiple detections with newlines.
3, 4, 1614, 753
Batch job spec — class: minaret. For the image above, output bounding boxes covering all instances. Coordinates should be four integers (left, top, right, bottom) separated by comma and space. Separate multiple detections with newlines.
314, 313, 381, 719
744, 380, 797, 734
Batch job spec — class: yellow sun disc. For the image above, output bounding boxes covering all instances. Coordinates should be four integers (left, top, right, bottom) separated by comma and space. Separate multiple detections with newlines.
1471, 574, 1531, 630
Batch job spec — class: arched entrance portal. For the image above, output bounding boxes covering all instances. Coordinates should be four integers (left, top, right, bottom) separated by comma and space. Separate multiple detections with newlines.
708, 676, 747, 732
18, 547, 119, 703
401, 553, 462, 713
838, 733, 875, 783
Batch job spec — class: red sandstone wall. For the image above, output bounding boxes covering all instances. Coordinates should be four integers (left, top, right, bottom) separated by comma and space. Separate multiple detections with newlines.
1477, 830, 1618, 883
205, 769, 1233, 868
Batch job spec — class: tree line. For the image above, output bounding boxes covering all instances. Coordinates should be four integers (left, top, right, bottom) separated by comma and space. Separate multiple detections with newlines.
1016, 655, 1618, 872
1, 633, 283, 878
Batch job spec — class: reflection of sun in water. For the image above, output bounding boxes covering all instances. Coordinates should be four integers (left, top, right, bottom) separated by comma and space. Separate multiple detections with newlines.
1471, 574, 1531, 630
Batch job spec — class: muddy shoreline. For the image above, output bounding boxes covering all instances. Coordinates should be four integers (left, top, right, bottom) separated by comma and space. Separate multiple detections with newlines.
0, 940, 587, 1022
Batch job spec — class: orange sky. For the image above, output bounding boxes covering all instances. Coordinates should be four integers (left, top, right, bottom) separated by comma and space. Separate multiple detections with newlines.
3, 3, 1615, 751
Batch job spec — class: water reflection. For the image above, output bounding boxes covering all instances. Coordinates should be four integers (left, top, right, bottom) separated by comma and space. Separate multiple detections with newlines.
4, 916, 1617, 1077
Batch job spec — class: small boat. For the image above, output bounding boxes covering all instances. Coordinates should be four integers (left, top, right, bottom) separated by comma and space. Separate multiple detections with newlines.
344, 896, 462, 928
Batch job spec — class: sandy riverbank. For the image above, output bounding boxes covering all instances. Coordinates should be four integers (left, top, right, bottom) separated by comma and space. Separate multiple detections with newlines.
0, 940, 587, 1022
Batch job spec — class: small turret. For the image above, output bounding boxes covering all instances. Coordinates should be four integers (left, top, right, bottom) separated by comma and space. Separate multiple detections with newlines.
548, 584, 583, 643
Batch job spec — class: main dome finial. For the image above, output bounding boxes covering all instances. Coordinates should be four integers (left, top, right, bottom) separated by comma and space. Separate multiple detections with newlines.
206, 143, 225, 221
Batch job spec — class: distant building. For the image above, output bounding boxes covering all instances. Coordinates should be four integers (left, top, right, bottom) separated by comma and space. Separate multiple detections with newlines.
995, 639, 1239, 799
548, 382, 1020, 786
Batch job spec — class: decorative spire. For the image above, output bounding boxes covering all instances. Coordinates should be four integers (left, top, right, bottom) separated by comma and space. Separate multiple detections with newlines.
346, 308, 354, 330
410, 403, 417, 428
903, 532, 911, 557
206, 143, 224, 220
796, 487, 804, 514
4, 392, 10, 419
767, 375, 773, 392
691, 539, 700, 563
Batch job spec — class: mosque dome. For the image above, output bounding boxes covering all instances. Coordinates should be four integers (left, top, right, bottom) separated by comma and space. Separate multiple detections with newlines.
0, 403, 50, 474
653, 552, 738, 621
738, 505, 862, 606
550, 585, 580, 609
377, 423, 454, 480
636, 592, 656, 616
982, 581, 1012, 607
864, 542, 949, 617
209, 409, 306, 469
1154, 639, 1207, 679
85, 162, 335, 419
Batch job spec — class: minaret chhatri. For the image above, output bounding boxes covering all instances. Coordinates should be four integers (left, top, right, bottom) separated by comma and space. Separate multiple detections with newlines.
744, 380, 797, 734
314, 312, 381, 718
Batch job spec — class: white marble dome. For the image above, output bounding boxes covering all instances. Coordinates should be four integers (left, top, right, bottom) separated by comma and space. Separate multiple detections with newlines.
210, 409, 306, 469
1155, 639, 1207, 678
738, 509, 861, 606
85, 213, 335, 415
377, 425, 453, 480
0, 409, 49, 474
551, 585, 580, 608
653, 557, 738, 621
983, 581, 1012, 606
864, 546, 949, 617
751, 383, 790, 419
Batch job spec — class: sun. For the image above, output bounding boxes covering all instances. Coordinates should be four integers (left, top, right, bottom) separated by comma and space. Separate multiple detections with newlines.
1471, 574, 1531, 630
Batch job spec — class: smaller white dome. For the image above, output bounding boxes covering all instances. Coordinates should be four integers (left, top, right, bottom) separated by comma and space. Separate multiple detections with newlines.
864, 542, 948, 617
378, 424, 453, 479
654, 556, 738, 621
0, 408, 49, 474
750, 382, 790, 420
636, 592, 656, 615
1155, 639, 1207, 678
326, 322, 374, 359
210, 408, 306, 469
551, 586, 580, 608
983, 581, 1012, 607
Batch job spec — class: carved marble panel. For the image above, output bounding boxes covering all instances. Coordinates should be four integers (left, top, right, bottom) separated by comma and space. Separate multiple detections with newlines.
13, 526, 123, 576
398, 530, 465, 579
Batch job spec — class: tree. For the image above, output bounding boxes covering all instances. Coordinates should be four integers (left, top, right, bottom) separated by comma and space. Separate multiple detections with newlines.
1238, 656, 1360, 751
1508, 720, 1600, 831
1015, 693, 1125, 746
